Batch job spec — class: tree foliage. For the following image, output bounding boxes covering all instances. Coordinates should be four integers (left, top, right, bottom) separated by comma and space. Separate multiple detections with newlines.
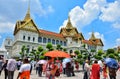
46, 43, 53, 51
30, 46, 44, 60
74, 50, 80, 55
107, 49, 115, 55
19, 45, 29, 59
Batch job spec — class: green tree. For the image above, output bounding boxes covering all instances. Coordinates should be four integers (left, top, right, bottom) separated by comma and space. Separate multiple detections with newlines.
30, 46, 44, 60
108, 53, 115, 59
106, 49, 115, 55
98, 50, 104, 56
63, 48, 67, 52
56, 44, 62, 50
30, 49, 37, 60
77, 54, 82, 59
46, 43, 53, 51
19, 45, 29, 59
74, 50, 80, 55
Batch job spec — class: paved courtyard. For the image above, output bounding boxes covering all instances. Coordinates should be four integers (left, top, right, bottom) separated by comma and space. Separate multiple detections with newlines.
0, 67, 120, 79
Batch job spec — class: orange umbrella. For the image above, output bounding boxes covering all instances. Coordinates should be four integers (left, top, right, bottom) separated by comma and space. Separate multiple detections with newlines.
44, 50, 70, 58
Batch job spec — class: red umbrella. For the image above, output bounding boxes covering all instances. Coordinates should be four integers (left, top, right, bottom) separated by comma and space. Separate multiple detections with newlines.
44, 50, 70, 58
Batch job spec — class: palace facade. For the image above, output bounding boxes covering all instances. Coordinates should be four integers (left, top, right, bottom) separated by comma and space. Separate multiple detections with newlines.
1, 5, 104, 57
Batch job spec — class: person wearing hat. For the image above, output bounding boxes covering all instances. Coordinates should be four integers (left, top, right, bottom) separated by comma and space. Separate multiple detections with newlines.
83, 60, 90, 79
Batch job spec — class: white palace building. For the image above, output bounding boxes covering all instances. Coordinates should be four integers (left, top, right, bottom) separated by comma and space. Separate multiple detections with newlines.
0, 4, 104, 58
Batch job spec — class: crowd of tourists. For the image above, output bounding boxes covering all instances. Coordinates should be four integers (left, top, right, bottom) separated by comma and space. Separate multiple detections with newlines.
0, 57, 120, 79
83, 59, 119, 79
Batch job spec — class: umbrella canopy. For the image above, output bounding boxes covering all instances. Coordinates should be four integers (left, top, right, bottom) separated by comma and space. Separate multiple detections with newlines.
104, 58, 119, 69
44, 50, 70, 58
38, 60, 47, 64
63, 58, 72, 63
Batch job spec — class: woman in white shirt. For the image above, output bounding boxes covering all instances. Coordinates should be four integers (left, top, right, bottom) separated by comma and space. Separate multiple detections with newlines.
17, 58, 31, 79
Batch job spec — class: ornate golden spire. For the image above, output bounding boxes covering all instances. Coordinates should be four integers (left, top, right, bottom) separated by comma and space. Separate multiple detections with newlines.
66, 15, 73, 29
90, 31, 96, 39
68, 15, 71, 23
24, 0, 31, 21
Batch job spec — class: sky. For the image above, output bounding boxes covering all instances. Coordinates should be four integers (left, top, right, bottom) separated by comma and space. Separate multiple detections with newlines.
0, 0, 120, 50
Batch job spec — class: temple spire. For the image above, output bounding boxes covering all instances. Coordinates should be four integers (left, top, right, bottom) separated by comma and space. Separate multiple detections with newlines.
68, 15, 71, 23
66, 15, 73, 28
24, 0, 31, 21
90, 31, 96, 40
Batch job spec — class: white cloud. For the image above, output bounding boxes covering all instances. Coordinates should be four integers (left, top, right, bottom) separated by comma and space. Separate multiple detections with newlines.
112, 21, 120, 29
100, 1, 120, 22
0, 0, 54, 33
0, 22, 14, 33
60, 0, 106, 31
88, 32, 105, 44
116, 38, 120, 46
60, 0, 120, 31
31, 0, 54, 17
99, 0, 120, 28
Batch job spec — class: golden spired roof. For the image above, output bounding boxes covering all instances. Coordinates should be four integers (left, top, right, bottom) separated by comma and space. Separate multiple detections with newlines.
90, 31, 96, 39
24, 0, 31, 21
66, 15, 73, 29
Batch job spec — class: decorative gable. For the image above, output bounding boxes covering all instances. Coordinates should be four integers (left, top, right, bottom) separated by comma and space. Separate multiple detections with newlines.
20, 19, 39, 33
22, 19, 37, 31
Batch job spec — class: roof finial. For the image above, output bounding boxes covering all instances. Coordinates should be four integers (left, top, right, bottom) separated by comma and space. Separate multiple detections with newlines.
68, 14, 71, 23
24, 0, 31, 21
66, 14, 73, 28
28, 0, 30, 13
90, 31, 96, 40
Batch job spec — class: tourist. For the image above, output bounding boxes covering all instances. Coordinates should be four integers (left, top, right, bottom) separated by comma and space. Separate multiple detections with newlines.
90, 60, 100, 79
45, 58, 58, 79
62, 62, 66, 74
83, 60, 90, 79
17, 58, 31, 79
82, 61, 85, 71
98, 60, 103, 73
75, 61, 79, 71
35, 60, 39, 74
17, 59, 22, 70
0, 59, 8, 79
0, 59, 3, 75
71, 60, 75, 76
108, 67, 118, 79
66, 62, 72, 77
102, 63, 108, 79
7, 58, 16, 79
38, 64, 43, 77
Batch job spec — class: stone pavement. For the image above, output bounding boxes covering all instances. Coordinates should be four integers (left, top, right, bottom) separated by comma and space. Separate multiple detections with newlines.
0, 68, 120, 79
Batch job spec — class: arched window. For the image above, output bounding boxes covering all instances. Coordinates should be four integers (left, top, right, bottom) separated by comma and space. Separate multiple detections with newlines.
56, 40, 59, 45
38, 37, 42, 43
33, 37, 35, 42
70, 50, 73, 54
52, 39, 55, 45
8, 41, 10, 45
43, 37, 47, 43
48, 38, 51, 43
64, 41, 67, 46
28, 36, 30, 41
23, 35, 25, 40
60, 41, 63, 45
